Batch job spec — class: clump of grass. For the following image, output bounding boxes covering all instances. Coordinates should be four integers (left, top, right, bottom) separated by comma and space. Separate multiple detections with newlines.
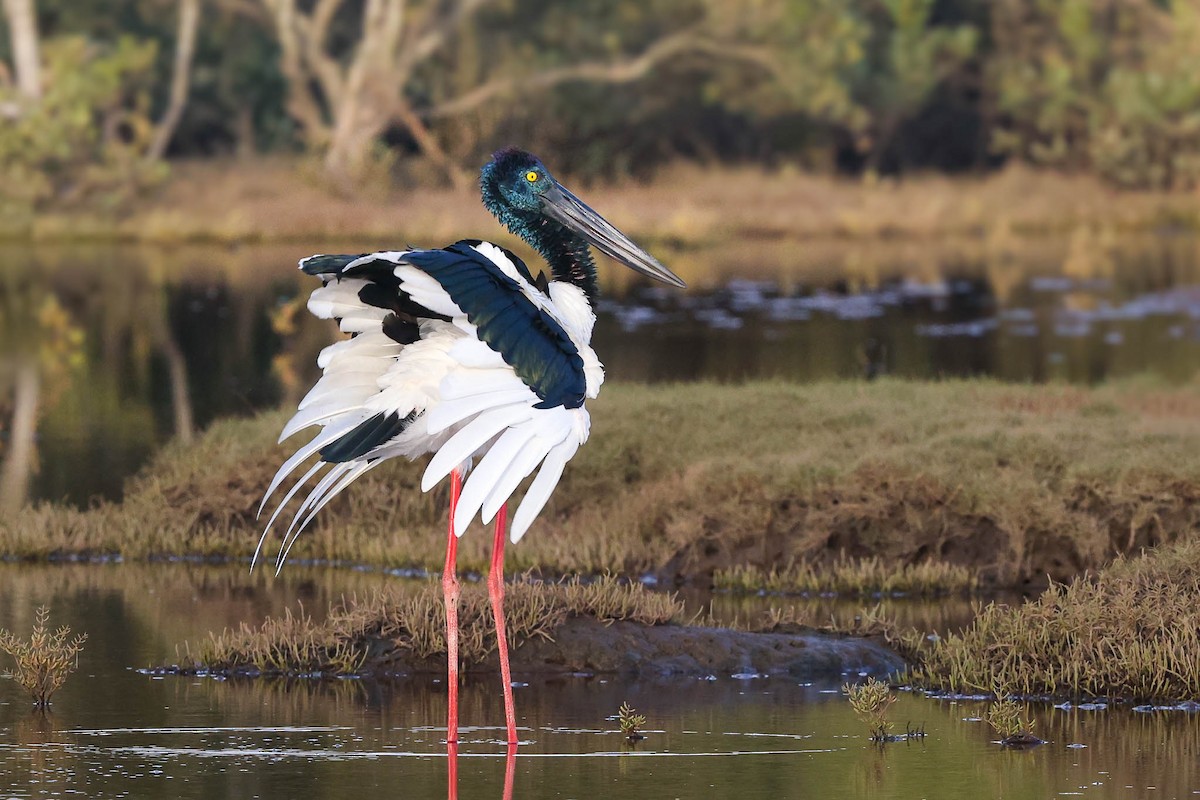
715, 555, 978, 596
180, 576, 682, 675
844, 678, 897, 742
985, 698, 1042, 747
913, 538, 1200, 701
617, 701, 647, 741
0, 607, 87, 707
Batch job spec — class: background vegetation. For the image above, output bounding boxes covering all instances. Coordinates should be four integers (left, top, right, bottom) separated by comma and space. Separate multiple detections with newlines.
3, 0, 1200, 215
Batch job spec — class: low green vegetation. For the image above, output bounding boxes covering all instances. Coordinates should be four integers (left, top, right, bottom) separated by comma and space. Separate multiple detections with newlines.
913, 538, 1200, 701
6, 380, 1200, 593
178, 576, 681, 676
0, 606, 87, 707
844, 678, 897, 742
984, 699, 1041, 747
617, 701, 647, 742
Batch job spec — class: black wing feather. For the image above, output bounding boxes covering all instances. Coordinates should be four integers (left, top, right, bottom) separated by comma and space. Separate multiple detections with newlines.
320, 411, 417, 463
403, 242, 587, 409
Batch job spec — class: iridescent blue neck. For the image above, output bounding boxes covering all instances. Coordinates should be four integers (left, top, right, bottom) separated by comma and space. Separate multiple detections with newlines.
481, 171, 598, 300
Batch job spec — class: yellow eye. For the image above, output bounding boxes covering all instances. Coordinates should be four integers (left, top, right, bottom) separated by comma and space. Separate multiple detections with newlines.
525, 170, 539, 182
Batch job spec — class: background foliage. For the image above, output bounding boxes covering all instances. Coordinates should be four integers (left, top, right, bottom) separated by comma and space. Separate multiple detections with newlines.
2, 0, 1200, 197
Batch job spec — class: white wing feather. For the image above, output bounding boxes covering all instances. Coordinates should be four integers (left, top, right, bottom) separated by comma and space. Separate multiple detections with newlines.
420, 403, 534, 492
452, 425, 538, 535
510, 436, 581, 542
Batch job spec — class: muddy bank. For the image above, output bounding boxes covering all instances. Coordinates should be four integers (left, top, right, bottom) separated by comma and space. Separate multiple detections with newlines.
160, 618, 905, 681
483, 619, 904, 679
162, 578, 905, 682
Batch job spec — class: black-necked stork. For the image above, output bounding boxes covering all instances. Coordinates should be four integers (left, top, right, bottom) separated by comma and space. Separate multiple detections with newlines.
257, 148, 685, 746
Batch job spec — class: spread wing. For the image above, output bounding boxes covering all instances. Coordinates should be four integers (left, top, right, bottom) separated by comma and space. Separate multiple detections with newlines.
257, 241, 594, 570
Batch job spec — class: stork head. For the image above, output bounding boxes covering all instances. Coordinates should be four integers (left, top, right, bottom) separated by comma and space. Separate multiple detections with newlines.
481, 148, 686, 289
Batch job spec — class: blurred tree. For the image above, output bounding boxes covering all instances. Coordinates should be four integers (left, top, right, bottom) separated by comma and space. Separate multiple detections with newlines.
0, 35, 166, 212
851, 0, 978, 171
1092, 0, 1200, 188
1, 0, 40, 101
989, 0, 1200, 188
257, 0, 786, 187
8, 0, 1200, 191
146, 0, 199, 161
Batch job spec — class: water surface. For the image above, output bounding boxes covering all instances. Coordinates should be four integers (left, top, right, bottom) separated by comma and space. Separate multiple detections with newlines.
6, 236, 1200, 506
1, 564, 1197, 799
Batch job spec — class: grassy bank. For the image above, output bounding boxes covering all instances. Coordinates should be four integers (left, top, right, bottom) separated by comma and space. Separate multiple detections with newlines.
178, 576, 683, 676
914, 538, 1200, 701
6, 380, 1200, 591
4, 159, 1200, 246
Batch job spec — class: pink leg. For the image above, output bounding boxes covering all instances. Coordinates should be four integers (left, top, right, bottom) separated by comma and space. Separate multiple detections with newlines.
501, 743, 516, 800
447, 741, 459, 800
489, 503, 518, 745
443, 468, 463, 744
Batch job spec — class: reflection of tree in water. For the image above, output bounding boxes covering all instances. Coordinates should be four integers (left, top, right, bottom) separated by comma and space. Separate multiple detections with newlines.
0, 273, 84, 513
0, 244, 326, 507
11, 709, 76, 789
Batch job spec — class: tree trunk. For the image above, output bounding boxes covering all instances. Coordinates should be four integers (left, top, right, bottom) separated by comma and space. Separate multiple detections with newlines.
266, 0, 333, 147
320, 0, 406, 188
0, 360, 40, 513
2, 0, 41, 100
147, 0, 201, 161
234, 104, 256, 158
322, 101, 393, 191
394, 101, 469, 189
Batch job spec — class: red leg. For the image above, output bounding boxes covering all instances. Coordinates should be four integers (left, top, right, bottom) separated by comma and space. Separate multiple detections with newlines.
443, 468, 463, 744
447, 741, 459, 800
501, 743, 516, 800
489, 503, 518, 745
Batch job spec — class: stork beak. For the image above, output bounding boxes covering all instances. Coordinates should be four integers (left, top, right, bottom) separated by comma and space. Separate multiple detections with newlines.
540, 182, 686, 289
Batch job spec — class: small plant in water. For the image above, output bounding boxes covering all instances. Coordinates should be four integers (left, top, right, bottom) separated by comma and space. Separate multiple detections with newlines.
617, 701, 647, 741
985, 698, 1042, 747
843, 677, 897, 742
0, 606, 87, 708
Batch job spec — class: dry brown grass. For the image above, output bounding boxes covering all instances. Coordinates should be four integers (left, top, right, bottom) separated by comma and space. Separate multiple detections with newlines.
179, 575, 681, 676
6, 158, 1200, 246
913, 538, 1200, 701
0, 607, 87, 707
6, 379, 1200, 590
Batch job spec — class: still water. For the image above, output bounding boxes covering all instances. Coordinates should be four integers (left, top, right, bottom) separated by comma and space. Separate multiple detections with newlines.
4, 235, 1200, 506
1, 564, 1198, 799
